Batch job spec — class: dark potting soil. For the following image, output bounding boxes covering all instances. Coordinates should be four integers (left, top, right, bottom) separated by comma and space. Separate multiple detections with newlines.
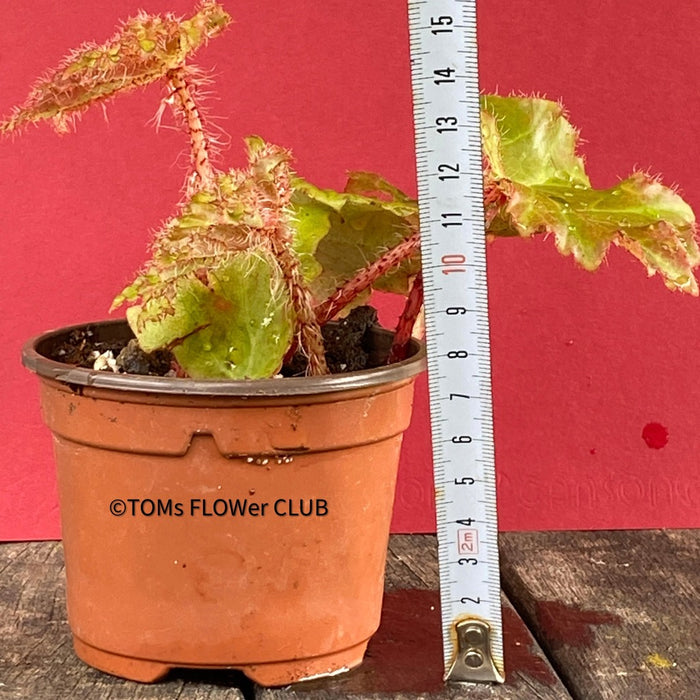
282, 305, 380, 376
50, 331, 174, 376
48, 306, 386, 377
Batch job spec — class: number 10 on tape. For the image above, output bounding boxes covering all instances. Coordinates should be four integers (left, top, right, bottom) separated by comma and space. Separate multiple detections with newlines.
407, 0, 504, 683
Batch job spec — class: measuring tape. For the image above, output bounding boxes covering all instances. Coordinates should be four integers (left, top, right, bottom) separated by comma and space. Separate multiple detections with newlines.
407, 0, 504, 683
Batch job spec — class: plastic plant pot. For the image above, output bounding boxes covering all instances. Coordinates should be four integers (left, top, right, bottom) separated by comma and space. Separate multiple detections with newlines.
23, 320, 425, 686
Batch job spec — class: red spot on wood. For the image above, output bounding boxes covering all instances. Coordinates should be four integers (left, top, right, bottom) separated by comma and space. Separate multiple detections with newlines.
301, 591, 558, 692
642, 422, 669, 449
343, 590, 444, 693
535, 600, 621, 648
502, 606, 557, 685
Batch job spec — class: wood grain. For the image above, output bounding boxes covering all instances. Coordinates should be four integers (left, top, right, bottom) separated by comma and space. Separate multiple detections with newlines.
500, 529, 700, 700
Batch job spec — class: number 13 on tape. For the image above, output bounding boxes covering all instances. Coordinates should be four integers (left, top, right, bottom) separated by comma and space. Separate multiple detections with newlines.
407, 0, 505, 683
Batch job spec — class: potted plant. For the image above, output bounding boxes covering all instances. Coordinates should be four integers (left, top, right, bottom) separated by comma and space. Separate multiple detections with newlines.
3, 0, 698, 687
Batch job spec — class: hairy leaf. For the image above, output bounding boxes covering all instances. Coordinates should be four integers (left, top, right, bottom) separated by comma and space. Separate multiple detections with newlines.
113, 138, 306, 378
0, 1, 230, 134
128, 249, 293, 379
481, 95, 699, 293
290, 175, 420, 307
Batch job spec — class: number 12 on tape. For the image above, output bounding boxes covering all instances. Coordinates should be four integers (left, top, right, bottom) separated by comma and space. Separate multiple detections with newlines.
407, 0, 504, 683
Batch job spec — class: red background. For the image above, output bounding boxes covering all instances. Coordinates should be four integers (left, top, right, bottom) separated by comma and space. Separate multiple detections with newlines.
1, 0, 699, 539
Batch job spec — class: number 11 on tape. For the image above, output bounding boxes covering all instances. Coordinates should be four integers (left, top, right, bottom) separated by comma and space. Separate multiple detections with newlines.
407, 0, 505, 683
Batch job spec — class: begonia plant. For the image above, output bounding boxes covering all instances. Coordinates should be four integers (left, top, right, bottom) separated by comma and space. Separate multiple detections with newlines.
2, 1, 697, 379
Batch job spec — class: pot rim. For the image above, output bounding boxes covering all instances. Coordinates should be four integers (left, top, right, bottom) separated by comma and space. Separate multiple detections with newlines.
22, 319, 426, 397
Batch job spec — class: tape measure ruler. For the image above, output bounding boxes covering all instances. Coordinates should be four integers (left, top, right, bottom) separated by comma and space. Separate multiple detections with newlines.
407, 0, 504, 683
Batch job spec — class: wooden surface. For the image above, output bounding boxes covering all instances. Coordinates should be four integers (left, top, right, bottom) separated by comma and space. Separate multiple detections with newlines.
499, 530, 699, 700
1, 532, 697, 699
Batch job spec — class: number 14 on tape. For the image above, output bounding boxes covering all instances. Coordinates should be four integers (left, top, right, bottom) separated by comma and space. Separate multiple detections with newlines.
407, 0, 505, 683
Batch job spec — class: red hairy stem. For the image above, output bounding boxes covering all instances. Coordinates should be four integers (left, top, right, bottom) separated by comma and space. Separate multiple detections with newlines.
387, 272, 424, 364
315, 231, 421, 325
483, 176, 509, 229
249, 141, 329, 376
271, 241, 329, 376
166, 67, 215, 192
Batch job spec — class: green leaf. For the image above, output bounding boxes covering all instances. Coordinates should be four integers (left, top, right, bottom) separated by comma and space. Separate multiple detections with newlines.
288, 192, 329, 282
113, 138, 304, 379
0, 1, 231, 134
127, 249, 294, 379
481, 95, 589, 188
481, 95, 699, 293
290, 176, 420, 305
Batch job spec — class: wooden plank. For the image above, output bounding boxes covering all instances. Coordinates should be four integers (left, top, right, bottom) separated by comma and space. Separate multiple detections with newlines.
0, 542, 245, 699
259, 535, 571, 699
385, 533, 440, 589
500, 530, 700, 700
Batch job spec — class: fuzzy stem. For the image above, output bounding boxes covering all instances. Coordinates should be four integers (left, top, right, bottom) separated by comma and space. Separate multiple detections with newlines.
315, 231, 421, 325
387, 272, 423, 364
271, 241, 329, 376
483, 176, 508, 229
166, 67, 215, 192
